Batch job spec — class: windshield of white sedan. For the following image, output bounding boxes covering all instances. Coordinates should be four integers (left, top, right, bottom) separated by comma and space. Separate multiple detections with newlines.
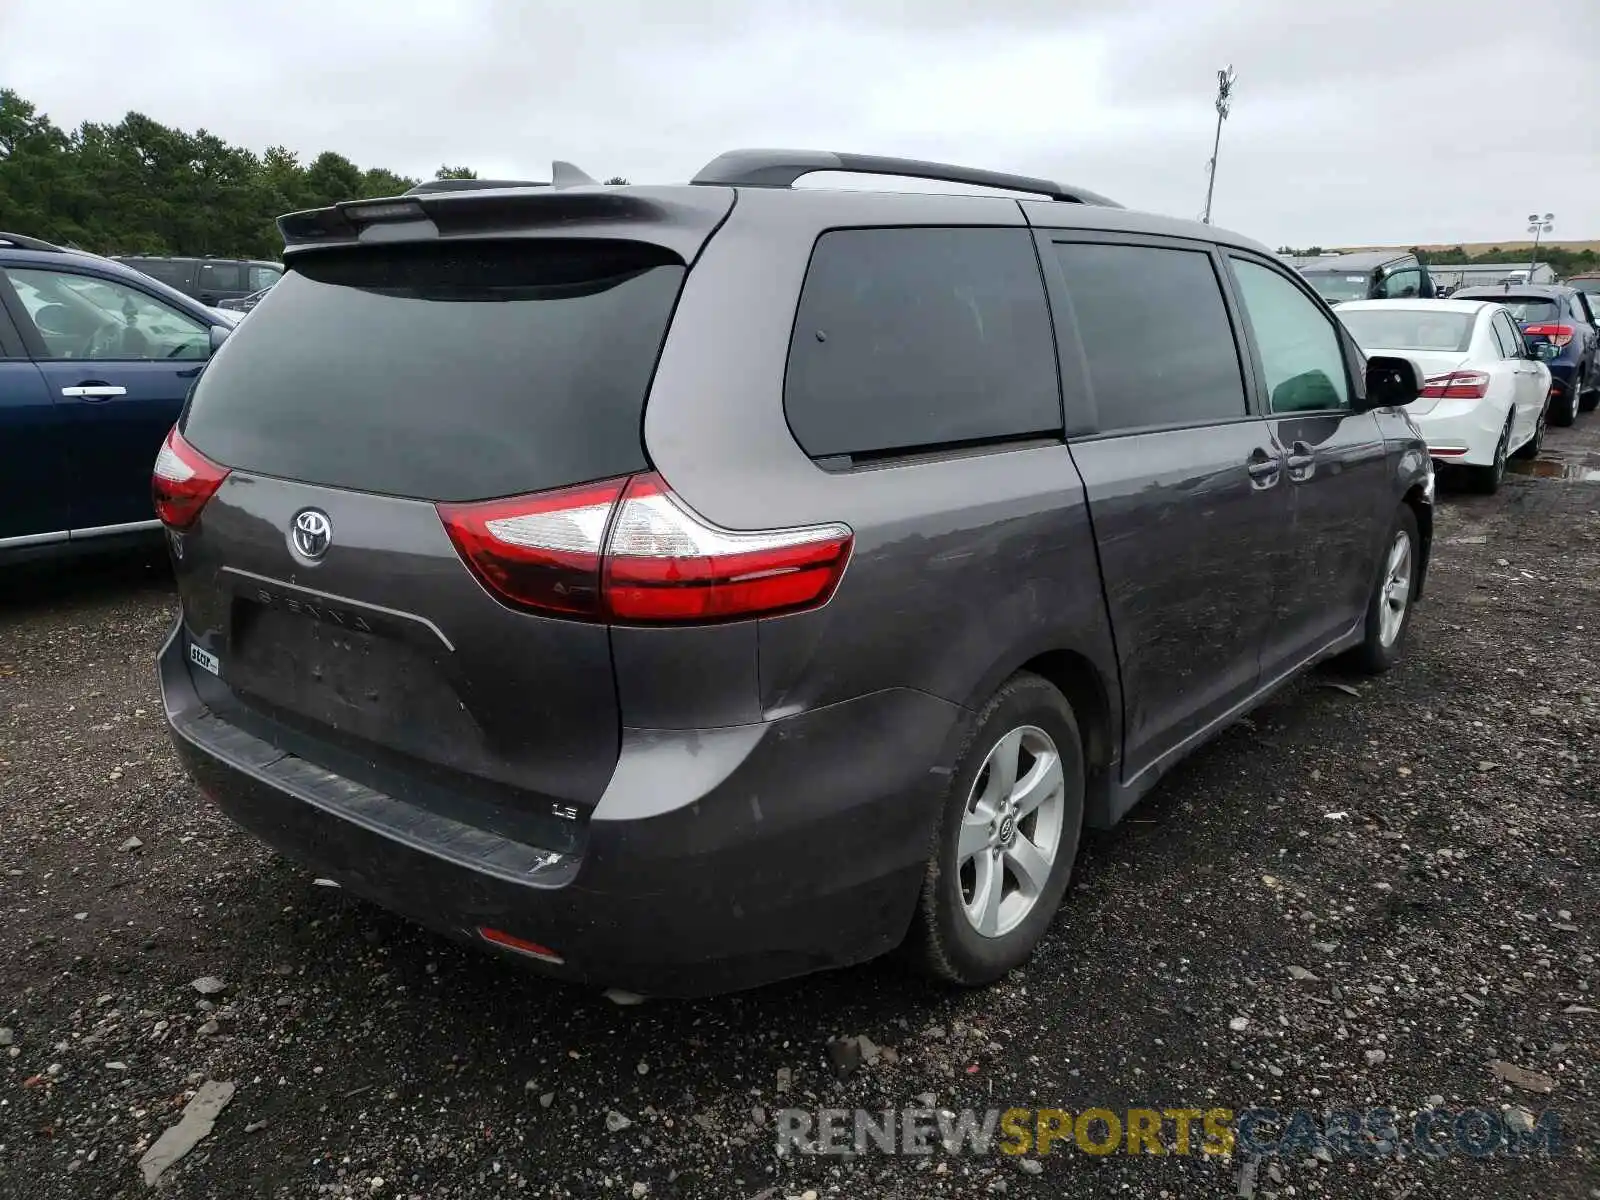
1300, 272, 1371, 303
1337, 309, 1475, 353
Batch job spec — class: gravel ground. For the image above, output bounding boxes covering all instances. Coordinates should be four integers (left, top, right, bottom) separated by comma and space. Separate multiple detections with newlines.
3, 423, 1598, 1200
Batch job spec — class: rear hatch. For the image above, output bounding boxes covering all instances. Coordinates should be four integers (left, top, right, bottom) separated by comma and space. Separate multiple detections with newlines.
168, 188, 733, 847
1488, 297, 1571, 358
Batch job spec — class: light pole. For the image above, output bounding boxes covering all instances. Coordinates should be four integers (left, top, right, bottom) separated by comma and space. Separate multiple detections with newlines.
1202, 65, 1237, 225
1527, 212, 1554, 281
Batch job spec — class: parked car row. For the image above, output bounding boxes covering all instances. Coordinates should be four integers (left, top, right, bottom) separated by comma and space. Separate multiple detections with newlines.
1333, 284, 1599, 492
1336, 299, 1561, 492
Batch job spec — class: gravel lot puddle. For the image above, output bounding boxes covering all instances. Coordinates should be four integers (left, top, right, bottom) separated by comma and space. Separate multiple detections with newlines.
1507, 449, 1600, 482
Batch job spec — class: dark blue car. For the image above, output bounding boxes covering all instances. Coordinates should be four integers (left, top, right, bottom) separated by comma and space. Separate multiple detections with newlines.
0, 234, 235, 560
1451, 283, 1599, 427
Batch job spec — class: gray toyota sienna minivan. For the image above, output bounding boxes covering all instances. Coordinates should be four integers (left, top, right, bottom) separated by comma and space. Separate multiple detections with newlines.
156, 151, 1435, 996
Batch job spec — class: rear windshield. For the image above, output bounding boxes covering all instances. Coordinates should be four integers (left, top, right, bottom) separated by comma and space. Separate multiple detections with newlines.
1471, 296, 1560, 323
182, 240, 683, 502
1301, 271, 1372, 303
1337, 308, 1475, 353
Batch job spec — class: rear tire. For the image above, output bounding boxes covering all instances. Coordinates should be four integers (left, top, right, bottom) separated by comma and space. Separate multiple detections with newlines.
906, 673, 1084, 986
1342, 505, 1420, 676
1551, 376, 1580, 426
1467, 417, 1511, 494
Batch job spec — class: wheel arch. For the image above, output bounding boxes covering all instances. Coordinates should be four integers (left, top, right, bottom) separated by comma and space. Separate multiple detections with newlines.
1013, 648, 1119, 829
1402, 484, 1433, 601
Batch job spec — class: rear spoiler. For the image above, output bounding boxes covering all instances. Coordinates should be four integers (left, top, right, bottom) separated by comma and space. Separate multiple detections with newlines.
403, 178, 549, 195
401, 162, 601, 196
277, 164, 734, 263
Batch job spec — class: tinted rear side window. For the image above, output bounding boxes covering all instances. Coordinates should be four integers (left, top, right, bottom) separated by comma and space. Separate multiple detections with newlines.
128, 259, 194, 288
182, 240, 684, 502
784, 228, 1060, 460
197, 261, 243, 291
1052, 242, 1247, 432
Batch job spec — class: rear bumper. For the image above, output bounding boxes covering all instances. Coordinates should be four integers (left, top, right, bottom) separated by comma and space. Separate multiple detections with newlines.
159, 623, 964, 997
1414, 401, 1508, 468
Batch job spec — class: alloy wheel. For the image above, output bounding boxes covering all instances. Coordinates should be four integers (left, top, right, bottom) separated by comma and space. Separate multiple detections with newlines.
1377, 531, 1413, 648
957, 725, 1067, 939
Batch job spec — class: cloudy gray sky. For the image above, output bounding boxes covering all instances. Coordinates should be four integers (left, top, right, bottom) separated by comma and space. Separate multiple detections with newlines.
3, 0, 1598, 249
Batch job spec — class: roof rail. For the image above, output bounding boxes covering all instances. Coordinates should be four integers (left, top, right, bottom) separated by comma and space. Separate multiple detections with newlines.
690, 149, 1122, 207
0, 232, 63, 252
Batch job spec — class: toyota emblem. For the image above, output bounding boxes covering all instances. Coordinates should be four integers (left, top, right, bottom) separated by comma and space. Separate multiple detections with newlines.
290, 508, 332, 560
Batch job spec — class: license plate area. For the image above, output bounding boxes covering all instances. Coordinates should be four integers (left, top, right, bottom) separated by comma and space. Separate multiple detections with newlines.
229, 600, 479, 755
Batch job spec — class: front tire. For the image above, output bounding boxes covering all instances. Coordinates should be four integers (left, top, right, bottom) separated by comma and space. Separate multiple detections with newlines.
906, 673, 1084, 986
1342, 505, 1420, 676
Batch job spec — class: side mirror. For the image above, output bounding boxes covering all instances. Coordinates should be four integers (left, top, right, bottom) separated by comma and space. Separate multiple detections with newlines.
1361, 355, 1424, 408
208, 324, 231, 354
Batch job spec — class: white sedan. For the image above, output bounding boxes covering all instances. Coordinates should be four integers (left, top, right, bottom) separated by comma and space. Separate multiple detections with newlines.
1338, 299, 1552, 493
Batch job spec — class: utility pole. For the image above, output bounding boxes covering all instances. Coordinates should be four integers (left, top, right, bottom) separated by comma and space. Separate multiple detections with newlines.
1526, 212, 1554, 282
1202, 65, 1237, 225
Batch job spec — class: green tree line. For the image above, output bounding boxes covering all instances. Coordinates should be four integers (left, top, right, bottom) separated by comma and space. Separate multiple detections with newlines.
0, 91, 633, 261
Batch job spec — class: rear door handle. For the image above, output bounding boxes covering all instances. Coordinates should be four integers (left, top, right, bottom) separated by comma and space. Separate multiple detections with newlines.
61, 385, 128, 399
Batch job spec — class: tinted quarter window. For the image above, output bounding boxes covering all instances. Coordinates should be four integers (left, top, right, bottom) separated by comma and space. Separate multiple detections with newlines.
1053, 242, 1246, 432
128, 259, 193, 289
1231, 259, 1350, 414
248, 264, 282, 291
182, 240, 682, 502
784, 228, 1060, 460
197, 261, 243, 291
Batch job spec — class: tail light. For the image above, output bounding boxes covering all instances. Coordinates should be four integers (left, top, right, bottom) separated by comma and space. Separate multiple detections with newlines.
1524, 323, 1573, 348
152, 427, 230, 530
438, 472, 853, 624
437, 478, 626, 617
1419, 370, 1490, 400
